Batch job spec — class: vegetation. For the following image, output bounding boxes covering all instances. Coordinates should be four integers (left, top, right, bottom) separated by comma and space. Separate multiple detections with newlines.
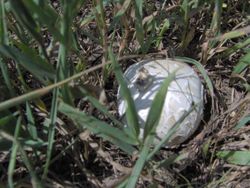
0, 0, 249, 187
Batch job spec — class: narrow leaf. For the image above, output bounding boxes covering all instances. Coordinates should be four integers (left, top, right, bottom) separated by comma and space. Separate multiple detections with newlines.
26, 102, 38, 140
216, 150, 250, 165
222, 38, 250, 57
233, 52, 250, 74
0, 45, 55, 82
114, 0, 132, 18
175, 56, 214, 97
0, 62, 106, 111
234, 116, 250, 130
109, 48, 139, 139
134, 0, 144, 47
9, 0, 48, 59
126, 135, 153, 188
214, 25, 250, 41
8, 115, 22, 188
58, 102, 137, 154
0, 0, 8, 44
0, 131, 42, 187
210, 0, 223, 35
157, 152, 188, 168
77, 86, 124, 128
22, 0, 64, 43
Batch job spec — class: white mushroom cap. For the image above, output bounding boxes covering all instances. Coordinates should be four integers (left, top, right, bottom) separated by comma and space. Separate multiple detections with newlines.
117, 59, 204, 147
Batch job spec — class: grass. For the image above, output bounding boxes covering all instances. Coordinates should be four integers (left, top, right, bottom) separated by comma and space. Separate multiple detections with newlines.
0, 0, 249, 187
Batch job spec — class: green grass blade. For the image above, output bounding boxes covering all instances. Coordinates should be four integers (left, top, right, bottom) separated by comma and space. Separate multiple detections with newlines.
9, 0, 48, 60
14, 41, 54, 72
233, 52, 250, 74
179, 0, 190, 50
0, 0, 15, 98
6, 17, 29, 44
9, 0, 39, 36
234, 115, 250, 130
0, 45, 55, 82
117, 178, 128, 188
7, 115, 22, 188
156, 19, 170, 47
180, 0, 188, 21
7, 141, 18, 188
125, 135, 153, 188
222, 38, 250, 58
109, 48, 140, 140
157, 152, 188, 168
214, 25, 250, 41
22, 0, 64, 43
58, 102, 136, 145
58, 102, 137, 154
58, 43, 74, 104
42, 82, 59, 178
210, 0, 222, 35
0, 85, 52, 112
0, 111, 19, 151
56, 0, 84, 105
0, 0, 8, 44
109, 0, 132, 30
0, 59, 15, 98
40, 0, 86, 172
21, 139, 47, 148
77, 86, 124, 128
216, 150, 250, 165
79, 15, 95, 28
134, 0, 144, 47
175, 56, 214, 97
116, 0, 132, 18
0, 111, 18, 127
0, 62, 107, 111
26, 102, 38, 140
18, 146, 42, 188
0, 131, 42, 188
206, 0, 223, 49
143, 70, 176, 140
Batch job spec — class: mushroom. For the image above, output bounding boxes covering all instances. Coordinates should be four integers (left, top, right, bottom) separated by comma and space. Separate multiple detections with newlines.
117, 59, 204, 147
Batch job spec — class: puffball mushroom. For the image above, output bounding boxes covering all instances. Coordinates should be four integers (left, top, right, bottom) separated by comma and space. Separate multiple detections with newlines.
117, 59, 204, 147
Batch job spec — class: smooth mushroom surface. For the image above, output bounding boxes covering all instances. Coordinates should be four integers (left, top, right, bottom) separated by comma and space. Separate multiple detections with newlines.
118, 59, 204, 147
